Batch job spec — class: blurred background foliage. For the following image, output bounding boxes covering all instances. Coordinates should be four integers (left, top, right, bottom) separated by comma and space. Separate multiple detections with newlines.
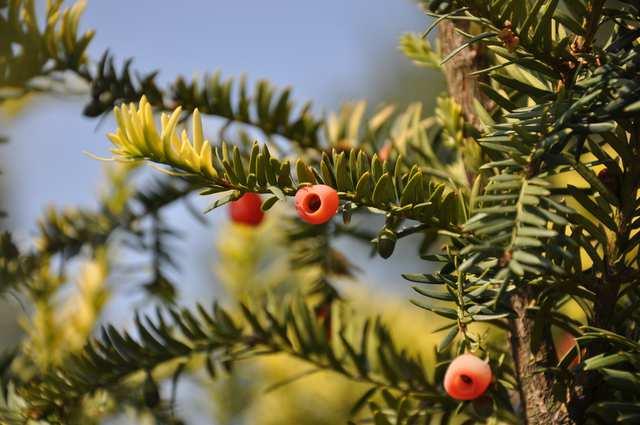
210, 216, 450, 425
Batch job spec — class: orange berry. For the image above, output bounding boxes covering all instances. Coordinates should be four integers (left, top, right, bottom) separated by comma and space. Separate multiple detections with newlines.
378, 143, 392, 162
229, 193, 264, 226
443, 354, 492, 401
556, 333, 583, 367
294, 185, 339, 225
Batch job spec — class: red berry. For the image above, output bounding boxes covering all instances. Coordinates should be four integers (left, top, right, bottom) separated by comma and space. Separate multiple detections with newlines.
444, 354, 492, 401
229, 193, 264, 226
294, 185, 339, 225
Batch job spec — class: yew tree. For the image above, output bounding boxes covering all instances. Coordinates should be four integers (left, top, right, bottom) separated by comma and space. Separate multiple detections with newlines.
1, 0, 640, 424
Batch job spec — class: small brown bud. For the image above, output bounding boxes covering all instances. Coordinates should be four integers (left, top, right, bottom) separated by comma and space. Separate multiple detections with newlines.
498, 24, 520, 52
597, 168, 620, 196
499, 250, 512, 267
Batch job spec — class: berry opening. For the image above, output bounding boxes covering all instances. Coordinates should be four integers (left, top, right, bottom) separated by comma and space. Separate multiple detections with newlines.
460, 374, 473, 385
305, 194, 322, 213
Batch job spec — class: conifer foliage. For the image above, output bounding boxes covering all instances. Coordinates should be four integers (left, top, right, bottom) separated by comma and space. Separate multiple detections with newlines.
1, 0, 640, 424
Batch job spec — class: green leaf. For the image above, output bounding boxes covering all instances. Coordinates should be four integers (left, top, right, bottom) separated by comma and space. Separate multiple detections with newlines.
267, 185, 286, 201
296, 159, 316, 184
232, 146, 247, 184
412, 285, 456, 301
267, 158, 280, 185
321, 153, 336, 186
531, 0, 559, 48
355, 172, 373, 201
371, 154, 384, 183
440, 32, 497, 65
350, 387, 378, 416
203, 191, 240, 214
372, 173, 396, 206
278, 160, 293, 187
400, 171, 423, 206
519, 0, 546, 40
335, 152, 354, 192
248, 142, 260, 175
356, 150, 369, 177
602, 369, 640, 392
600, 132, 635, 166
584, 353, 631, 371
410, 300, 458, 320
491, 74, 553, 100
553, 13, 585, 35
570, 159, 620, 208
567, 186, 617, 231
256, 153, 268, 186
517, 227, 557, 238
261, 195, 279, 211
403, 273, 440, 284
479, 82, 516, 111
373, 411, 393, 425
437, 326, 458, 352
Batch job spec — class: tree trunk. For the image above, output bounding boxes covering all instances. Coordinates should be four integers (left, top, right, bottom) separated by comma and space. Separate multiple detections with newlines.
509, 291, 573, 424
437, 20, 490, 129
438, 20, 574, 424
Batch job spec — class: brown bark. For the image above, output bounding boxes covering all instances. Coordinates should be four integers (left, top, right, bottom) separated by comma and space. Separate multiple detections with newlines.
437, 20, 574, 424
438, 20, 491, 128
509, 291, 573, 424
